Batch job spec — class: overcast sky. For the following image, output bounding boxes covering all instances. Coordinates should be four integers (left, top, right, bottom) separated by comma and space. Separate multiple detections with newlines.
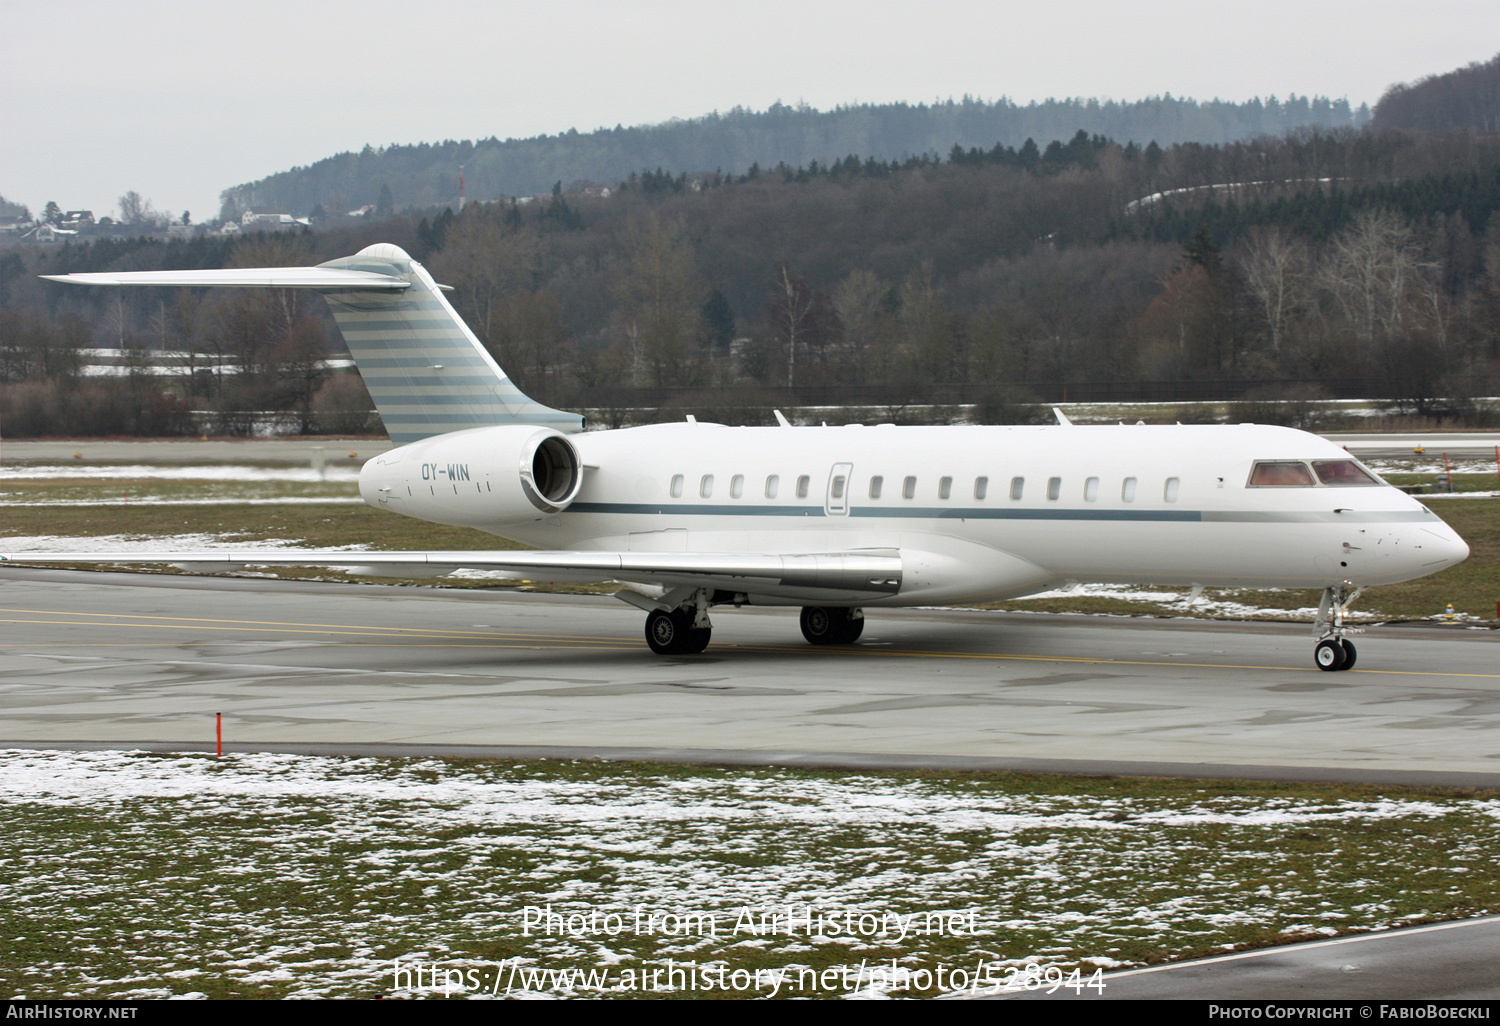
4, 0, 1498, 222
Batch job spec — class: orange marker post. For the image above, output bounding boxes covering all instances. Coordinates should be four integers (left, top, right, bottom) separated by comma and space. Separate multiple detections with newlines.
216, 712, 222, 758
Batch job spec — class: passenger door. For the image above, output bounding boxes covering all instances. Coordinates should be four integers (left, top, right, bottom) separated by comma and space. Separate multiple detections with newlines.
825, 462, 854, 516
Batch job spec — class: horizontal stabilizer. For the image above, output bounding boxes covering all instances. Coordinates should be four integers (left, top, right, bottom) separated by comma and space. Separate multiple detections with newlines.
40, 267, 410, 291
2, 549, 904, 599
39, 243, 583, 442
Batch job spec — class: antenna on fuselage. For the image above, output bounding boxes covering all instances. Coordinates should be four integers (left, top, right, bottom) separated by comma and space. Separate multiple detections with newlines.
1052, 407, 1073, 426
773, 410, 792, 427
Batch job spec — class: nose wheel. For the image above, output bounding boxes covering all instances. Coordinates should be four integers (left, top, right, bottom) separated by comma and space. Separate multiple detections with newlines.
1315, 638, 1357, 672
1312, 583, 1362, 671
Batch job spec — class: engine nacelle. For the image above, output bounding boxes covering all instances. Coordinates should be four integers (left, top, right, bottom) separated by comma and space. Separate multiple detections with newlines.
359, 424, 583, 529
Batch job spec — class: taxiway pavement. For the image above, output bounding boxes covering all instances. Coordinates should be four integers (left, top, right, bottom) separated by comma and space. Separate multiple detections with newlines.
3, 569, 1498, 784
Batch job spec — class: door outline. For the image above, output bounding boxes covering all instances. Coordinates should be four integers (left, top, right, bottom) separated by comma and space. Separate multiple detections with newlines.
826, 462, 854, 516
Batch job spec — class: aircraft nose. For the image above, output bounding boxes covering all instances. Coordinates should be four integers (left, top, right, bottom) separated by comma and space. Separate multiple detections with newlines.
1421, 523, 1469, 571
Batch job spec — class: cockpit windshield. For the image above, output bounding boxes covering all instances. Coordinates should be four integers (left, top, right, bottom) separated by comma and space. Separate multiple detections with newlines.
1311, 460, 1381, 486
1247, 459, 1383, 487
1247, 461, 1317, 486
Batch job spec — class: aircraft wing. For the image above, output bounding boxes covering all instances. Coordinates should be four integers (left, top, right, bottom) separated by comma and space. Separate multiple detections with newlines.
0, 549, 904, 600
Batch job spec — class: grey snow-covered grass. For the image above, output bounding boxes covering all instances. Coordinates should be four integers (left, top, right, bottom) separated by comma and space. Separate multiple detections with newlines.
2, 750, 1499, 999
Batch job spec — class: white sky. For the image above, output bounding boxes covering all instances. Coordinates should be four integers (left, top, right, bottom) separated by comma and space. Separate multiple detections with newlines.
4, 0, 1498, 222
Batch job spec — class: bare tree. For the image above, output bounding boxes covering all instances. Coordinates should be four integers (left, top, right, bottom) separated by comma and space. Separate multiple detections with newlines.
766, 263, 818, 388
1318, 210, 1422, 347
831, 269, 886, 382
117, 191, 163, 227
1241, 227, 1311, 355
429, 212, 538, 347
615, 216, 702, 386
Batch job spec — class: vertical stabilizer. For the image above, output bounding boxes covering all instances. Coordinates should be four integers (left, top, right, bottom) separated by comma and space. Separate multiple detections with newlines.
316, 244, 582, 443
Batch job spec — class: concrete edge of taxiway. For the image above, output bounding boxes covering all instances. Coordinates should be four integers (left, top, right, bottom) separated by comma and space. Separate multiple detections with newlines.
6, 741, 1500, 788
961, 915, 1500, 1000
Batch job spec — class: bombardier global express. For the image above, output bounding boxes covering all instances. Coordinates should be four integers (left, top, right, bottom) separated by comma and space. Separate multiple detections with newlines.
10, 244, 1470, 670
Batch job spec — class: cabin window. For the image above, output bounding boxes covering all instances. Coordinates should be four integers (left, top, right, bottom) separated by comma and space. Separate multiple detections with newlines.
700, 474, 714, 498
939, 476, 952, 499
670, 474, 684, 498
974, 476, 988, 500
1084, 477, 1099, 502
1121, 477, 1137, 502
730, 474, 744, 498
1164, 477, 1180, 502
1010, 476, 1024, 500
796, 475, 810, 499
831, 475, 846, 500
1248, 461, 1317, 487
903, 476, 917, 499
1047, 477, 1061, 501
765, 475, 779, 499
869, 476, 883, 499
1312, 460, 1381, 486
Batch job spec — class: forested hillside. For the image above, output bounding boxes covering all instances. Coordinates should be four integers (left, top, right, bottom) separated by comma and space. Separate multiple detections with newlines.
8, 117, 1500, 437
221, 95, 1369, 219
1373, 53, 1500, 134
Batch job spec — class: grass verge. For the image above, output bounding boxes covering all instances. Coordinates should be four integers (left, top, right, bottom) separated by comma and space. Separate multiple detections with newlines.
3, 751, 1498, 1000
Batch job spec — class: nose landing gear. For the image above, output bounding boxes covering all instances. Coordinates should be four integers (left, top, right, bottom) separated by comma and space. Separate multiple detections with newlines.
1313, 583, 1363, 671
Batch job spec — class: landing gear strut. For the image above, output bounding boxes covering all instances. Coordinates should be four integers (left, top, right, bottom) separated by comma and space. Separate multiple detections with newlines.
800, 607, 864, 645
644, 588, 712, 655
1312, 583, 1363, 672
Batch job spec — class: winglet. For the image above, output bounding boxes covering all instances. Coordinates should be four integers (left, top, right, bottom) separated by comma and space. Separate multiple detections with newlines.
1053, 407, 1073, 426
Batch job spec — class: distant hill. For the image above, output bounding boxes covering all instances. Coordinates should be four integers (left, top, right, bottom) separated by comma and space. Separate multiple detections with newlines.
1373, 52, 1500, 134
220, 95, 1369, 219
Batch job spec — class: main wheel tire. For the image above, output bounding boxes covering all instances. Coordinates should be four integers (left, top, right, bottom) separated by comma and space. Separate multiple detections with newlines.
1315, 638, 1347, 672
802, 607, 863, 645
1339, 639, 1357, 671
837, 615, 865, 643
646, 608, 685, 655
681, 626, 712, 654
800, 607, 838, 645
646, 609, 710, 655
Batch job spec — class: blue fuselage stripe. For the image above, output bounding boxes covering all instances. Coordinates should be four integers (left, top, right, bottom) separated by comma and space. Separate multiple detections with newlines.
567, 501, 1205, 521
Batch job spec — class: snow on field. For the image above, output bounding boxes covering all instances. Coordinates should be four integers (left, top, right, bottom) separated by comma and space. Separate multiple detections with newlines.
1012, 583, 1350, 620
0, 464, 360, 483
0, 497, 366, 506
3, 749, 1496, 999
0, 533, 368, 555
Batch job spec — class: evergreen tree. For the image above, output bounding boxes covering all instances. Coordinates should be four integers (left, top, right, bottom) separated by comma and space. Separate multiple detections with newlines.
701, 290, 735, 348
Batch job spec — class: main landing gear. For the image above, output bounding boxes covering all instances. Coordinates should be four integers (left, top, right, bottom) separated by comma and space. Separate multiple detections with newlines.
636, 595, 867, 655
642, 586, 713, 655
799, 607, 864, 645
645, 607, 711, 655
1312, 583, 1364, 672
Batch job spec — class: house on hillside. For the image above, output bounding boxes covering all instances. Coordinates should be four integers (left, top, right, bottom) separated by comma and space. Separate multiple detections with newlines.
26, 224, 78, 243
241, 208, 311, 229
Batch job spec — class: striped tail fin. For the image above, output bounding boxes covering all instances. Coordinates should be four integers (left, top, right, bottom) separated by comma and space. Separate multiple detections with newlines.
41, 243, 583, 444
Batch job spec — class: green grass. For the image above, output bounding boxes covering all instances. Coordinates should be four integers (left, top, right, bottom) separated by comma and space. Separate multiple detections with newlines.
1382, 472, 1500, 495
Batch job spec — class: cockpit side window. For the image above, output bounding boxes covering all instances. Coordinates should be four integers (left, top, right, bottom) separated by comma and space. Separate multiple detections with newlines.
1247, 461, 1317, 487
1311, 460, 1381, 486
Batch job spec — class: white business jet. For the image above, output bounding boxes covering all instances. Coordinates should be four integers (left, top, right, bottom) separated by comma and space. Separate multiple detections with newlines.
16, 244, 1469, 670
